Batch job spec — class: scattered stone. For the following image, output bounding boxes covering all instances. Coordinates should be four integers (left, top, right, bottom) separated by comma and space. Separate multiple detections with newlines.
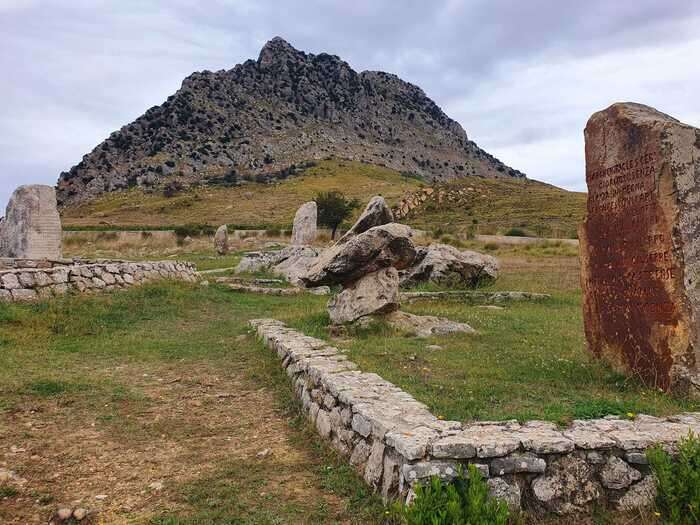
385, 310, 475, 337
72, 508, 89, 521
308, 286, 330, 295
328, 267, 400, 324
580, 102, 700, 395
400, 243, 499, 288
94, 494, 108, 500
56, 508, 73, 521
214, 225, 229, 255
291, 201, 317, 245
148, 481, 164, 491
337, 196, 394, 244
426, 345, 442, 351
0, 185, 62, 259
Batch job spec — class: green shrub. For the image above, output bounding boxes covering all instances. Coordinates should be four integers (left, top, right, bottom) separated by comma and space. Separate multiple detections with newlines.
390, 465, 509, 525
647, 432, 700, 524
173, 223, 215, 238
504, 227, 528, 237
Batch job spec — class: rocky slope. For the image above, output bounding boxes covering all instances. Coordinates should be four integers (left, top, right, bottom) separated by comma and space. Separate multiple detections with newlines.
57, 37, 525, 207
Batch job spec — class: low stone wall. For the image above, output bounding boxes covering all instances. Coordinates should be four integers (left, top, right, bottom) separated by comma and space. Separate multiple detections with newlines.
400, 290, 551, 304
251, 319, 700, 515
0, 260, 197, 302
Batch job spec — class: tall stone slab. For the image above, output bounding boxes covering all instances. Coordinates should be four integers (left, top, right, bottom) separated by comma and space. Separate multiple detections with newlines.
214, 224, 229, 255
0, 185, 62, 259
580, 103, 700, 396
291, 201, 317, 245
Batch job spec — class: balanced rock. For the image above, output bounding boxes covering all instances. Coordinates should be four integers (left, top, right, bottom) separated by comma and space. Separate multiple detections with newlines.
337, 196, 393, 244
328, 267, 400, 324
302, 223, 416, 287
400, 243, 499, 287
291, 201, 317, 245
0, 185, 61, 259
214, 225, 229, 255
580, 102, 700, 395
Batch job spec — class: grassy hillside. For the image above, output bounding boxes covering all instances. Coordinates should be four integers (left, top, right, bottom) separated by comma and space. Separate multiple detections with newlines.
61, 159, 586, 237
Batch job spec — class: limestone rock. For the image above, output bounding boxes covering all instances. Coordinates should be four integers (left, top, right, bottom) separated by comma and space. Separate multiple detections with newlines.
302, 223, 416, 287
580, 102, 700, 394
337, 196, 393, 244
599, 456, 641, 490
328, 267, 400, 324
400, 243, 499, 288
0, 185, 61, 259
532, 455, 601, 514
272, 246, 321, 285
616, 476, 657, 511
291, 201, 317, 245
385, 311, 475, 337
487, 477, 521, 512
214, 225, 229, 255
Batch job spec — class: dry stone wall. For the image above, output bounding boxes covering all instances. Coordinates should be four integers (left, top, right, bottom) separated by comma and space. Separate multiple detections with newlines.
0, 260, 196, 302
251, 318, 700, 515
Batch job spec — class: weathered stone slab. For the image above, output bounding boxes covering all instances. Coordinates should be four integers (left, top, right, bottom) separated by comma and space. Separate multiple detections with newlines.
580, 103, 700, 395
0, 185, 61, 259
291, 201, 317, 245
214, 224, 229, 255
337, 195, 393, 244
328, 267, 400, 324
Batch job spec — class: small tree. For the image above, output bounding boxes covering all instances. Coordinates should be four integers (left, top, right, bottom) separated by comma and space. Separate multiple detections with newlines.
314, 191, 360, 239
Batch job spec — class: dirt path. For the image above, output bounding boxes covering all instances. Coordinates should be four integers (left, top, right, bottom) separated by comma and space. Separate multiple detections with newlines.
1, 360, 354, 524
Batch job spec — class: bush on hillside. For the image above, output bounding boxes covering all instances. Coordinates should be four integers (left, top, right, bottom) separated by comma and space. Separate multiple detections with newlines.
504, 227, 528, 237
314, 191, 360, 239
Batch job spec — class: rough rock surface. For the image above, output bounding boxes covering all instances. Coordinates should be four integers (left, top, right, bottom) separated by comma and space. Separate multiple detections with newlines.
302, 223, 416, 287
328, 267, 400, 324
385, 311, 475, 337
291, 201, 317, 245
400, 243, 499, 288
337, 196, 393, 244
532, 455, 600, 514
0, 185, 62, 259
580, 102, 700, 395
214, 224, 229, 255
235, 245, 320, 283
56, 37, 525, 207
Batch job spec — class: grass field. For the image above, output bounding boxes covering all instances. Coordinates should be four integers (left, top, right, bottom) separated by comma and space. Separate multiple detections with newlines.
60, 159, 586, 239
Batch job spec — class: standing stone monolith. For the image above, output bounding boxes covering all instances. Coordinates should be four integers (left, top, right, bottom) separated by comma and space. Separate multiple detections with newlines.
214, 224, 229, 255
291, 201, 317, 245
0, 185, 62, 259
580, 102, 700, 396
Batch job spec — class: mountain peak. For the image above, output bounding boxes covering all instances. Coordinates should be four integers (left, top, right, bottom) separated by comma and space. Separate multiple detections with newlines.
258, 36, 303, 67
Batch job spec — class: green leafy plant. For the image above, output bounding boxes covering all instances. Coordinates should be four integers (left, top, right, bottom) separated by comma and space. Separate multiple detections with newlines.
503, 227, 528, 237
647, 432, 700, 525
389, 465, 510, 525
314, 191, 360, 239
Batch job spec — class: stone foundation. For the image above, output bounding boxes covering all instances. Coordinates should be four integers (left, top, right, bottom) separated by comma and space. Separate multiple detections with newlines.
251, 319, 700, 515
0, 259, 197, 302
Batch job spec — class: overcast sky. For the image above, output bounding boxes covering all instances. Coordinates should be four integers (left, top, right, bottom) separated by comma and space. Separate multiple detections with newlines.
2, 0, 699, 210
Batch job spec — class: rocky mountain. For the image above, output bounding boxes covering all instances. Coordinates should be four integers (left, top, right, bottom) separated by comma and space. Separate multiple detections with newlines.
57, 37, 525, 207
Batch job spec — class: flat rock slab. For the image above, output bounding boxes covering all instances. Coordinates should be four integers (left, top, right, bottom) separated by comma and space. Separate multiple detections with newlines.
400, 290, 550, 304
580, 102, 700, 395
385, 311, 475, 337
291, 201, 317, 245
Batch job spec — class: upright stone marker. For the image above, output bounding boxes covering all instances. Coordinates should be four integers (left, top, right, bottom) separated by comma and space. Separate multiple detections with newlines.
214, 224, 229, 255
0, 185, 62, 259
291, 201, 317, 245
580, 102, 700, 396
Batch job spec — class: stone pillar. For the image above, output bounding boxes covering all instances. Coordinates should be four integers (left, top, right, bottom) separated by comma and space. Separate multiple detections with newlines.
0, 185, 62, 259
580, 102, 700, 395
291, 201, 317, 245
214, 224, 229, 255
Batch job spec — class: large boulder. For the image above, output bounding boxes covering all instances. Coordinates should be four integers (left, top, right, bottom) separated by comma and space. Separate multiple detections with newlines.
301, 223, 416, 287
291, 201, 317, 245
328, 267, 400, 324
0, 185, 61, 259
400, 244, 499, 288
337, 196, 393, 244
214, 225, 229, 255
273, 246, 321, 285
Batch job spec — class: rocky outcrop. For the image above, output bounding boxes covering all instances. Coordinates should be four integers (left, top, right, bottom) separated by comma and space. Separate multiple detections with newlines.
337, 196, 393, 244
400, 243, 499, 288
328, 267, 400, 324
0, 185, 62, 259
291, 201, 317, 245
214, 224, 229, 255
56, 37, 525, 207
302, 223, 416, 287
